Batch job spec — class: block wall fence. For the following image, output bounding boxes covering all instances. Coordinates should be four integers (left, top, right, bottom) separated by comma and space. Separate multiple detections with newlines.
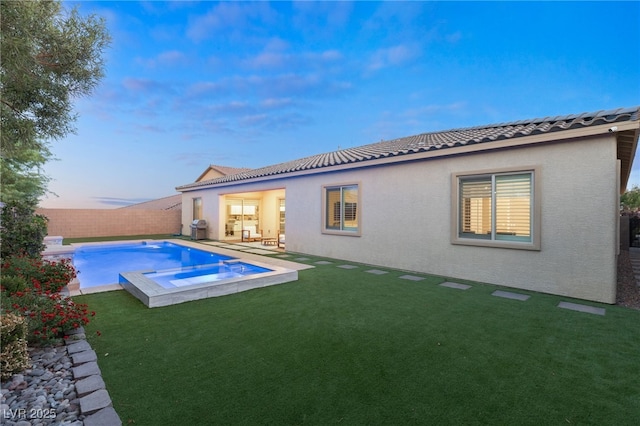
36, 208, 182, 239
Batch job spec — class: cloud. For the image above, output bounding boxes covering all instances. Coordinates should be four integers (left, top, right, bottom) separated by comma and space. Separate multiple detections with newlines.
204, 101, 254, 117
252, 73, 353, 99
362, 2, 429, 39
367, 44, 421, 72
316, 50, 342, 61
261, 98, 294, 109
239, 111, 312, 132
291, 1, 353, 37
446, 31, 463, 44
186, 2, 278, 42
137, 50, 189, 68
241, 37, 343, 72
185, 81, 228, 99
239, 114, 269, 127
185, 72, 352, 103
122, 77, 173, 93
246, 51, 290, 69
365, 101, 470, 141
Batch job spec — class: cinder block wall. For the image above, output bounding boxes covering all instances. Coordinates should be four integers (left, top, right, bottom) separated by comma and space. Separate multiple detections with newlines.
36, 208, 182, 238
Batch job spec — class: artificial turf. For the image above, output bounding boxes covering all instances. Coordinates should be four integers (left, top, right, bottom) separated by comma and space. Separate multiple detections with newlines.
76, 259, 640, 425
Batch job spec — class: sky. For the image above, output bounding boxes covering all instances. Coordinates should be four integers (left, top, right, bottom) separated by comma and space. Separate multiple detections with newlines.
39, 1, 640, 209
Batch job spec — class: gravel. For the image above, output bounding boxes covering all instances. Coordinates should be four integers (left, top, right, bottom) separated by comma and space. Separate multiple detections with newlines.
616, 249, 640, 309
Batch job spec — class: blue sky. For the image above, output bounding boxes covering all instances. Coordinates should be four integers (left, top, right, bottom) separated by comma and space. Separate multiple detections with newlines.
40, 1, 640, 208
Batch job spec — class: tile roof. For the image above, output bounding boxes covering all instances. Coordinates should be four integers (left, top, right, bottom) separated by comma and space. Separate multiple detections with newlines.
177, 106, 639, 191
119, 194, 182, 210
195, 164, 253, 182
209, 165, 253, 176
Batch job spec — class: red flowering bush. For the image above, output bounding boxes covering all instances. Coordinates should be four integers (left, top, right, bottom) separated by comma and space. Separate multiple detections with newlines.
1, 254, 91, 345
3, 288, 95, 344
1, 255, 76, 294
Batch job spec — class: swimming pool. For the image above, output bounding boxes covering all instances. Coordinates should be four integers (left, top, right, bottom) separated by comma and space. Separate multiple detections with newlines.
74, 240, 298, 308
73, 241, 236, 288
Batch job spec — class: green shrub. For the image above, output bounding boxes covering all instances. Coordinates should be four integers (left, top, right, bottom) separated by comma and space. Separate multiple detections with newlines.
0, 275, 28, 294
0, 312, 30, 381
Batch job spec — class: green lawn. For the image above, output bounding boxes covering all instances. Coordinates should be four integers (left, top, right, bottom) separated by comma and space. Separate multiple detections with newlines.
77, 257, 640, 425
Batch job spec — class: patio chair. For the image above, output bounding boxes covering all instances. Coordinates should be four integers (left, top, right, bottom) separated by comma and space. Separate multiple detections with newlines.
278, 231, 285, 248
242, 226, 262, 242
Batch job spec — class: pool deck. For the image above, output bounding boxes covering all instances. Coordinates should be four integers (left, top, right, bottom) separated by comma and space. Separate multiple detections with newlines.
63, 239, 314, 307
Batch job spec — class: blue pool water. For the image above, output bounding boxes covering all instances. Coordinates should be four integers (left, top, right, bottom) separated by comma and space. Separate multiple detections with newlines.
143, 261, 272, 289
74, 241, 238, 288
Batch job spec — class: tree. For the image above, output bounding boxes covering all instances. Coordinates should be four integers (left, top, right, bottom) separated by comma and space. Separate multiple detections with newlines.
0, 0, 110, 205
0, 200, 48, 258
621, 185, 640, 211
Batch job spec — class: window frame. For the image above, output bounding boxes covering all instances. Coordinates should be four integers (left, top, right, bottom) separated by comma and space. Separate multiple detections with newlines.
322, 183, 361, 236
451, 167, 541, 250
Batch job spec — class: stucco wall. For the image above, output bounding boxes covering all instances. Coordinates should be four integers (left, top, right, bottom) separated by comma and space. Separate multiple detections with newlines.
37, 208, 182, 238
285, 135, 619, 303
178, 134, 620, 303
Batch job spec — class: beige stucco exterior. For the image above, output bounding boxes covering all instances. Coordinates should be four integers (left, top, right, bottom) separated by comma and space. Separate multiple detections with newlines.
180, 132, 626, 303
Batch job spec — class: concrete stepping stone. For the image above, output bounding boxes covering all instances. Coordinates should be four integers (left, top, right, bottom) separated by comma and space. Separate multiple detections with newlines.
294, 257, 310, 261
315, 260, 333, 265
72, 361, 101, 380
72, 349, 98, 365
366, 269, 388, 275
242, 249, 277, 255
276, 254, 292, 258
222, 244, 249, 250
76, 374, 106, 397
399, 275, 425, 281
337, 265, 358, 269
558, 301, 606, 316
83, 407, 122, 426
79, 389, 113, 415
440, 282, 471, 290
492, 290, 530, 301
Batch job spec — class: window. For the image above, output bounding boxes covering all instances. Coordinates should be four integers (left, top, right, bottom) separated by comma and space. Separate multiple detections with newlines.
323, 184, 360, 234
192, 197, 202, 220
225, 198, 260, 237
453, 169, 539, 250
278, 198, 286, 233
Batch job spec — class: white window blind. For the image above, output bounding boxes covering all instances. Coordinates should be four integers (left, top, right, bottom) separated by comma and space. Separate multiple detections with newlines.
495, 174, 531, 241
459, 172, 533, 243
460, 177, 492, 239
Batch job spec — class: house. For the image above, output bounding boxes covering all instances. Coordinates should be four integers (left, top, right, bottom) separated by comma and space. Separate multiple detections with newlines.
176, 107, 640, 303
120, 165, 252, 214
